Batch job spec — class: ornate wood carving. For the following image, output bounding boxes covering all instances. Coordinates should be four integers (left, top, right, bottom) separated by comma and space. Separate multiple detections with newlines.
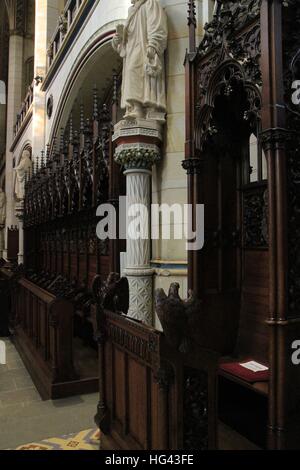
243, 185, 269, 248
282, 2, 300, 318
183, 0, 300, 450
183, 367, 208, 450
23, 85, 119, 300
92, 272, 129, 316
95, 307, 218, 450
155, 283, 194, 352
155, 282, 232, 354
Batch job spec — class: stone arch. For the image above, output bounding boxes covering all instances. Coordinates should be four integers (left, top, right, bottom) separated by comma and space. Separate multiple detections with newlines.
47, 29, 121, 147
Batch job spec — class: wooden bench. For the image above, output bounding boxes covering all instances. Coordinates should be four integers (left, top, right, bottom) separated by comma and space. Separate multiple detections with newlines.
13, 277, 98, 399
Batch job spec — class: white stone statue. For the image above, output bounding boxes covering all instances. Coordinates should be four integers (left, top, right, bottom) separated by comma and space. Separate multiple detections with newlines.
14, 149, 32, 200
112, 0, 168, 120
0, 187, 6, 227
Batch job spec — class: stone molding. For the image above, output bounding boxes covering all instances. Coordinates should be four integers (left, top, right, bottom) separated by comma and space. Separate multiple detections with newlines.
113, 118, 163, 142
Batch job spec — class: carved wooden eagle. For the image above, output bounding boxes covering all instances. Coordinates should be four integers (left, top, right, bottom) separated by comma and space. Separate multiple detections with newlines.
155, 283, 202, 353
92, 272, 129, 315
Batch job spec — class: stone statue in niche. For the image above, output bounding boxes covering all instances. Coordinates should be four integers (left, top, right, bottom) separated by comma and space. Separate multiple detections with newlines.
112, 0, 168, 121
0, 188, 6, 227
14, 149, 32, 200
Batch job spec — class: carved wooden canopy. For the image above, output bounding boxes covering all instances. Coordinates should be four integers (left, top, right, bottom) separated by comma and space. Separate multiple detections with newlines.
194, 0, 262, 152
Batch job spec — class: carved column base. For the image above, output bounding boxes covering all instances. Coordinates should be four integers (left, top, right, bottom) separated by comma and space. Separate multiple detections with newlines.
124, 267, 154, 325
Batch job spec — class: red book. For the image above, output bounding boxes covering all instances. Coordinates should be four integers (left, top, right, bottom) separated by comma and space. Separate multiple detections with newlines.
219, 360, 269, 383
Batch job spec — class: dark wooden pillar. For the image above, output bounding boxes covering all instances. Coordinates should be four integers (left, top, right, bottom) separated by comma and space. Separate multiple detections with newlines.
108, 71, 122, 274
154, 363, 174, 449
260, 0, 289, 450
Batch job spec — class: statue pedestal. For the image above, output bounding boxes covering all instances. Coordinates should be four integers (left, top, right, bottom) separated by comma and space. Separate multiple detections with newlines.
113, 118, 162, 325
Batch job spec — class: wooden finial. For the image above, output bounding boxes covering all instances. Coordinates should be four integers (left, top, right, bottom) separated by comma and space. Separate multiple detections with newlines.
187, 0, 196, 27
46, 144, 50, 162
93, 85, 99, 121
40, 150, 45, 169
69, 112, 73, 145
60, 127, 65, 154
112, 70, 118, 105
80, 102, 85, 133
187, 0, 196, 53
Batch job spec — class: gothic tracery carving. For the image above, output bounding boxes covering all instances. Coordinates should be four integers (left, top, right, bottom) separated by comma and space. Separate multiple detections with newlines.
193, 1, 262, 152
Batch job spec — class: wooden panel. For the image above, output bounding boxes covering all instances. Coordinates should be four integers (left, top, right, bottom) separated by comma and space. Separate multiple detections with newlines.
105, 341, 113, 412
112, 346, 126, 427
79, 257, 86, 283
88, 255, 97, 289
39, 301, 47, 359
150, 374, 160, 450
99, 256, 109, 279
237, 250, 269, 361
13, 278, 82, 399
97, 310, 218, 450
7, 229, 19, 261
57, 254, 62, 275
70, 254, 78, 280
127, 357, 148, 449
63, 253, 70, 278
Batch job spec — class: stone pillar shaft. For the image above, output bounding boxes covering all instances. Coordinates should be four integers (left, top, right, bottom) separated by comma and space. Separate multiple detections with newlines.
3, 33, 24, 259
124, 168, 154, 324
33, 0, 59, 157
125, 169, 151, 268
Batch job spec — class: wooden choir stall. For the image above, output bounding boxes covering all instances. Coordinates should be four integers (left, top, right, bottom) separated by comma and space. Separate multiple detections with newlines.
6, 75, 125, 399
184, 0, 300, 449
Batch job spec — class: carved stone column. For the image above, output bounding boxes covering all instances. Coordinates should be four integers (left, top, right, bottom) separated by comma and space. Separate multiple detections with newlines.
113, 119, 162, 325
3, 32, 24, 260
